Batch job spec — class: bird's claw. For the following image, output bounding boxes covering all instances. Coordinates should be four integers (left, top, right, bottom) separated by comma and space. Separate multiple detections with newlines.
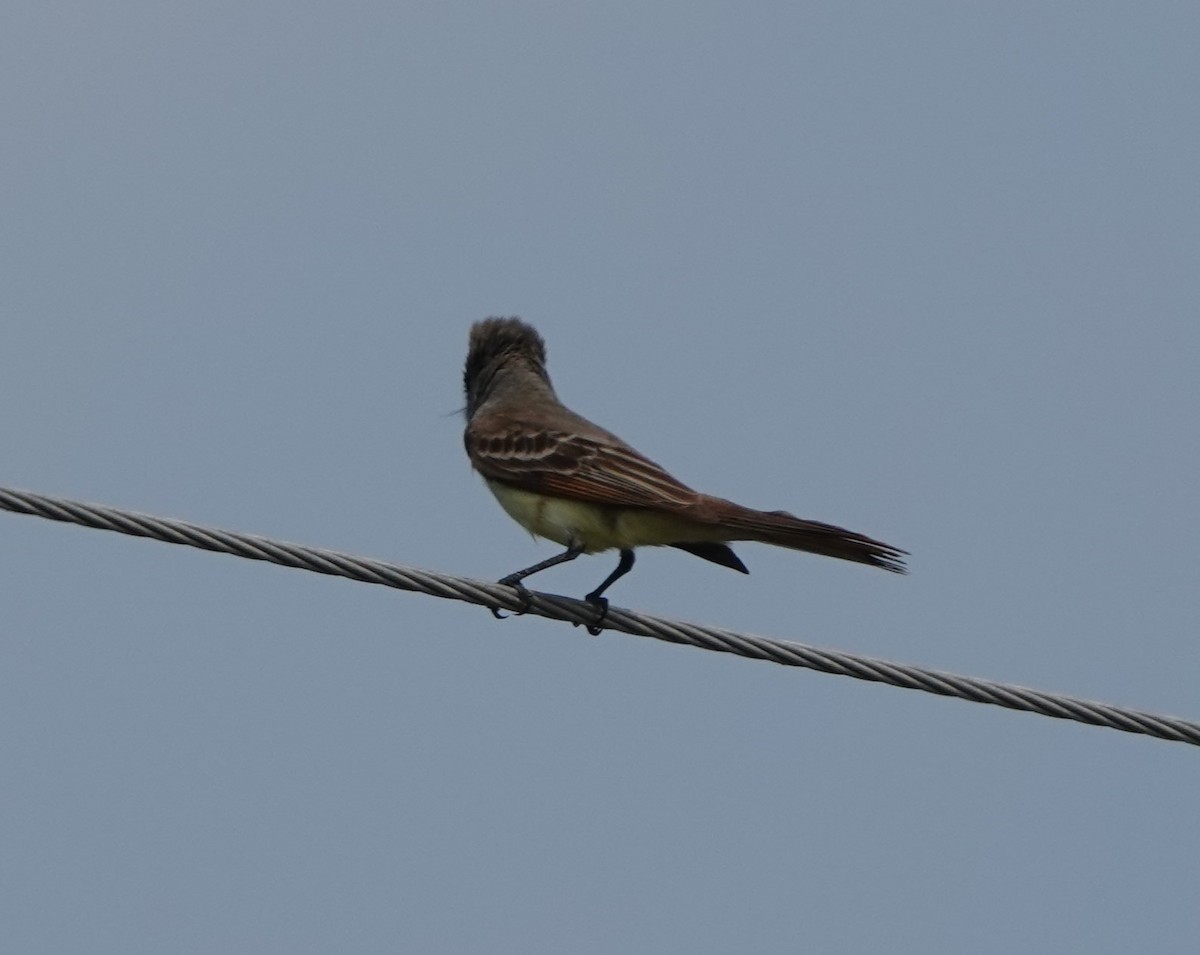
581, 593, 609, 635
491, 580, 532, 619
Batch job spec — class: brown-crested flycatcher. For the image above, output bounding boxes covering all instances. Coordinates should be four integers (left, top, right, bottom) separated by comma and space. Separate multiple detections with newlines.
464, 317, 905, 629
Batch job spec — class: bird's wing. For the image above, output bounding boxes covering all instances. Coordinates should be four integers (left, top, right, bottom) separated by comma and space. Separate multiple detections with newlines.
465, 426, 703, 510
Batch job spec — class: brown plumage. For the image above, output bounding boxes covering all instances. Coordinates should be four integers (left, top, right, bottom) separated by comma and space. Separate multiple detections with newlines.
464, 317, 906, 608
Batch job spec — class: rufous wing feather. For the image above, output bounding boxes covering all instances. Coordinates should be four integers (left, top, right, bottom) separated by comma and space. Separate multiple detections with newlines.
466, 428, 705, 510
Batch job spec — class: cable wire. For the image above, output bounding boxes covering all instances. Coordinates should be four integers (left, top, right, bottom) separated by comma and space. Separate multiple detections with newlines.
2, 484, 1196, 748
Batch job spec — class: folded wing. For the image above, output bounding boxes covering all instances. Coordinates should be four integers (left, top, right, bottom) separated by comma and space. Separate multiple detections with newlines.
466, 425, 906, 574
466, 427, 706, 511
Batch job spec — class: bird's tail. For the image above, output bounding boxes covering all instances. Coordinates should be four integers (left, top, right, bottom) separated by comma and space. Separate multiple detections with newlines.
706, 499, 907, 573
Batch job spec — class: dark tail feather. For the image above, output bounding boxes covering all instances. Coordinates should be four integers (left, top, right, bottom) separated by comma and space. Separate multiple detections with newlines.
670, 541, 749, 574
716, 504, 907, 574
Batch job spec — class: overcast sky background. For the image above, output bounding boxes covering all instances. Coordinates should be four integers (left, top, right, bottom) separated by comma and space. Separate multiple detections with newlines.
3, 2, 1199, 952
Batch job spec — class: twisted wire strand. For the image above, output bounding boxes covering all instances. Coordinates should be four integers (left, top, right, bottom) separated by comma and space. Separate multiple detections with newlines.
2, 484, 1196, 748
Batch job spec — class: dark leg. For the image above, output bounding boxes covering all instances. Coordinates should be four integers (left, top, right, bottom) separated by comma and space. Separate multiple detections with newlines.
491, 542, 585, 619
582, 549, 635, 634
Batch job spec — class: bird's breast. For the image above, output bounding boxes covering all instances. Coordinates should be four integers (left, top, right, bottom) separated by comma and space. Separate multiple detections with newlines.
483, 479, 723, 553
484, 480, 617, 551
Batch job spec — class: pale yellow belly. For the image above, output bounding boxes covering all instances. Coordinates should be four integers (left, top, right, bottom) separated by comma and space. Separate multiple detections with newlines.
485, 480, 720, 553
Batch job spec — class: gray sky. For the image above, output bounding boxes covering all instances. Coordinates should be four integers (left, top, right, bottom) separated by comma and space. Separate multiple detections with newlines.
3, 2, 1199, 952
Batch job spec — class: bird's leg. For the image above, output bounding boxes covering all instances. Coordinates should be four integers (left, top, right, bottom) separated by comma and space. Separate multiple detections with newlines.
491, 542, 585, 619
581, 549, 635, 634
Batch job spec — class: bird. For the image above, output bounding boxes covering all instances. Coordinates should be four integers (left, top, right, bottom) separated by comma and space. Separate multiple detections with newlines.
463, 317, 905, 630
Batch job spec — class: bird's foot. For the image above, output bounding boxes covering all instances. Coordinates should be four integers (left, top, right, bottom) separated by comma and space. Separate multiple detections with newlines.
579, 592, 609, 635
491, 578, 532, 619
